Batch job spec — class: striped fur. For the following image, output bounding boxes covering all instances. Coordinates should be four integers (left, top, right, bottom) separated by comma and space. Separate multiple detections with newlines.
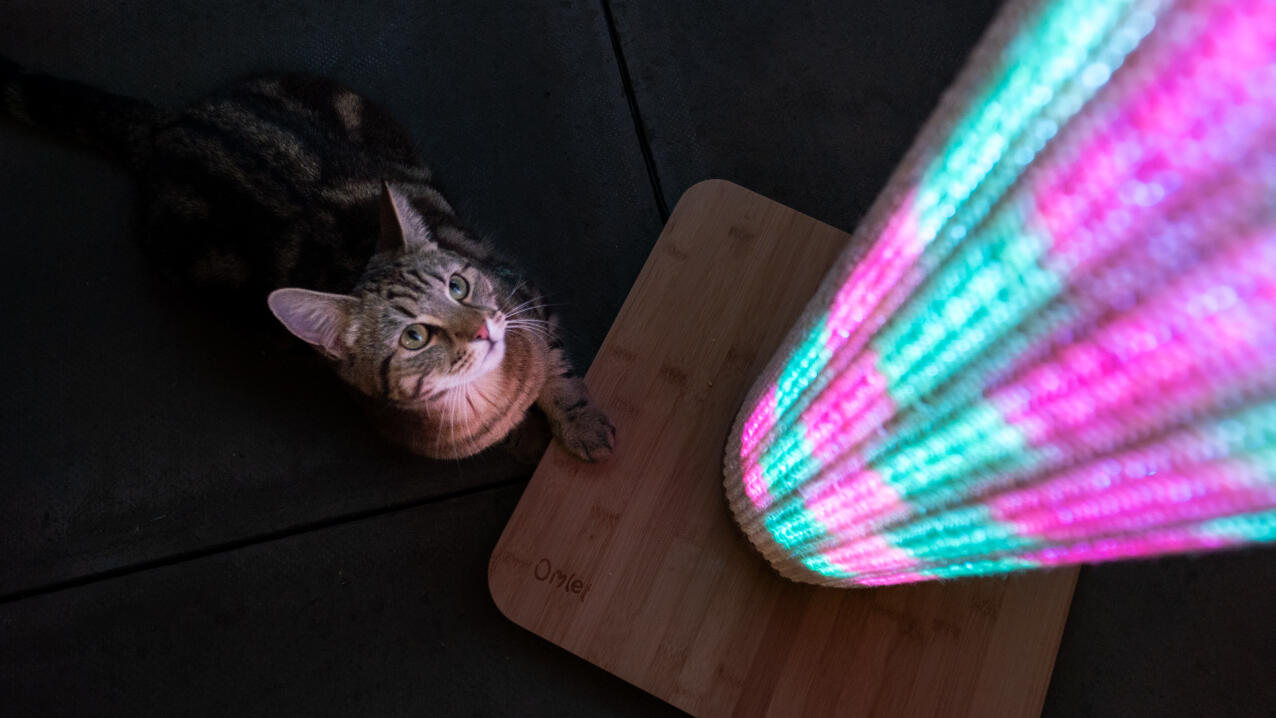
1, 59, 614, 461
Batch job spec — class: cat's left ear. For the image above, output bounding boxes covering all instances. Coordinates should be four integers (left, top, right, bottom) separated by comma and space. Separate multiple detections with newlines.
267, 288, 358, 360
379, 181, 436, 253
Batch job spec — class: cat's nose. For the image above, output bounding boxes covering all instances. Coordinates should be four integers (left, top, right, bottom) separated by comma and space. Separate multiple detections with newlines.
474, 323, 490, 342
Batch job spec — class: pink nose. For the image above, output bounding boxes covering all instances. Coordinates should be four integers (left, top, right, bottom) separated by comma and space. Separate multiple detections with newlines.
474, 322, 490, 341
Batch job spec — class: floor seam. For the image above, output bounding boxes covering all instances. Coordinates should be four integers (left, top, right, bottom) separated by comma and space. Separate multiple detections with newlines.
599, 0, 670, 222
0, 475, 529, 605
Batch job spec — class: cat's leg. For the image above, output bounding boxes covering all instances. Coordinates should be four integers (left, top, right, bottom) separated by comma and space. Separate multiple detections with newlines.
498, 406, 553, 468
538, 346, 615, 462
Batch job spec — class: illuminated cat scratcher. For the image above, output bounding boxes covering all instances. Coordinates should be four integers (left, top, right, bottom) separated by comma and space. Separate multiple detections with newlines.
725, 0, 1276, 588
491, 0, 1270, 713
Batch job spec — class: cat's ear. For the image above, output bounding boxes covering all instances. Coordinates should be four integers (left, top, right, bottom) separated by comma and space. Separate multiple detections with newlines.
267, 288, 358, 360
379, 181, 436, 253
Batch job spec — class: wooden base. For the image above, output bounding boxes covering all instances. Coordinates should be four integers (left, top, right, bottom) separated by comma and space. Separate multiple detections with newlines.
489, 180, 1077, 717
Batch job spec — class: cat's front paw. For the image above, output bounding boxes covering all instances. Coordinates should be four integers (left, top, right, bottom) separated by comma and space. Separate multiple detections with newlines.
555, 403, 616, 462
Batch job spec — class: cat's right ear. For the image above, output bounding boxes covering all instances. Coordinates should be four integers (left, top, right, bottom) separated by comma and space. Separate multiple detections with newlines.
379, 181, 436, 253
267, 288, 358, 360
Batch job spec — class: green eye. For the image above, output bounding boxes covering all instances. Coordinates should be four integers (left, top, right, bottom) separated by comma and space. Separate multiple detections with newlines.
448, 274, 470, 301
400, 323, 431, 350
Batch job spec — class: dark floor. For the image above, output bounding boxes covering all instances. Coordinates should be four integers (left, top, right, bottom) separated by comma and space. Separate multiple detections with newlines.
1, 1, 1273, 716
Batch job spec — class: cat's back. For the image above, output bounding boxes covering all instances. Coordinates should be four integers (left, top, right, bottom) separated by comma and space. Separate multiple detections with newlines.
155, 73, 424, 183
142, 73, 438, 298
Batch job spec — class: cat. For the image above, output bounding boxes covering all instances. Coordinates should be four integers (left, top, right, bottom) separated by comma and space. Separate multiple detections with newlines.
1, 57, 615, 462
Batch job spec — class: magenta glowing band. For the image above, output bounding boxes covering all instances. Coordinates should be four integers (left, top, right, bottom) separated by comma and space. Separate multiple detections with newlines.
723, 0, 1276, 588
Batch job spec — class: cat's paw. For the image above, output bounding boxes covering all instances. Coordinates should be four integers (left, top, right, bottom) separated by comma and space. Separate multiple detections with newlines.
555, 403, 616, 462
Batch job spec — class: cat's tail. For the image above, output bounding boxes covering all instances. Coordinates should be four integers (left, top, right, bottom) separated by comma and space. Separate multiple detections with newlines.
1, 55, 168, 170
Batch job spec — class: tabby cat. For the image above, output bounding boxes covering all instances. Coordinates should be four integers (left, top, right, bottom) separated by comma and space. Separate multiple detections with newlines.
1, 58, 615, 461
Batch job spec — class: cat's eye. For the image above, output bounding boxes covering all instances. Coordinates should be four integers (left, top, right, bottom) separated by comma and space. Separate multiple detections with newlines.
400, 323, 431, 350
448, 274, 470, 301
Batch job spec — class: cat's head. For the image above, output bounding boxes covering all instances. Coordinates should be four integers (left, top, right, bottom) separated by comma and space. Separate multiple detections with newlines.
267, 183, 509, 407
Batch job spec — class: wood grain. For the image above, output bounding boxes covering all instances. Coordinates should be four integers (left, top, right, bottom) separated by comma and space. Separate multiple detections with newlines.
489, 180, 1077, 717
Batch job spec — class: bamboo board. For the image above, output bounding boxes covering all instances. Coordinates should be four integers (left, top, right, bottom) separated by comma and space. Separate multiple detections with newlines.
489, 180, 1077, 717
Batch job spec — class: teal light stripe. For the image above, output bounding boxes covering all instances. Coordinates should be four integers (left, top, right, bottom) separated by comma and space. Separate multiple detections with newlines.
1198, 510, 1276, 544
752, 318, 834, 497
758, 423, 833, 555
861, 0, 1149, 424
774, 316, 833, 420
914, 0, 1137, 244
1213, 403, 1276, 454
801, 553, 856, 579
920, 556, 1041, 580
876, 401, 1030, 499
1204, 447, 1276, 546
872, 204, 1062, 405
863, 303, 1078, 470
758, 426, 819, 498
879, 407, 1276, 572
860, 200, 1062, 535
885, 505, 1035, 563
764, 498, 828, 552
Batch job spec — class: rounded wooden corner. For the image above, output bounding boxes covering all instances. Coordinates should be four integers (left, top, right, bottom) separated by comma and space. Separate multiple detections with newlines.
675, 178, 747, 208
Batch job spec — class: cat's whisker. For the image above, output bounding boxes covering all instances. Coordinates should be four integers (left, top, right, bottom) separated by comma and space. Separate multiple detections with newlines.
506, 324, 555, 342
503, 299, 567, 319
503, 295, 540, 313
515, 300, 567, 312
503, 301, 551, 319
506, 329, 553, 342
505, 309, 548, 322
500, 280, 528, 310
506, 321, 553, 334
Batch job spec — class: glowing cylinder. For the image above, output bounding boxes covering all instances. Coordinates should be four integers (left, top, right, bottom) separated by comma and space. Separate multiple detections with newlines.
723, 0, 1276, 587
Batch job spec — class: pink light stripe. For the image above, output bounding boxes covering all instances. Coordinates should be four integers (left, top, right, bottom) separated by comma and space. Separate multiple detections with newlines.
1022, 529, 1235, 566
993, 162, 1270, 389
825, 191, 925, 353
991, 237, 1276, 446
789, 397, 897, 503
742, 465, 771, 510
1028, 357, 1276, 461
740, 191, 948, 474
853, 571, 934, 588
1033, 0, 1276, 275
738, 196, 925, 467
740, 385, 777, 460
988, 426, 1218, 517
802, 350, 891, 465
741, 386, 778, 508
802, 467, 914, 545
756, 354, 896, 510
992, 463, 1276, 542
824, 534, 922, 576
